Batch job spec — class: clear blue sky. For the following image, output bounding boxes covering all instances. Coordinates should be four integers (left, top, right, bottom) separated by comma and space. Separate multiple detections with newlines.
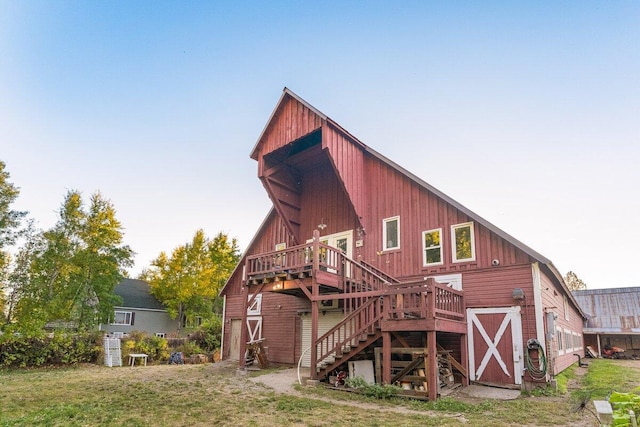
1, 1, 639, 288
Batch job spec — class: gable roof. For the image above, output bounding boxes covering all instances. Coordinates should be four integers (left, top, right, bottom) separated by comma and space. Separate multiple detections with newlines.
114, 278, 165, 311
229, 88, 584, 314
573, 287, 640, 333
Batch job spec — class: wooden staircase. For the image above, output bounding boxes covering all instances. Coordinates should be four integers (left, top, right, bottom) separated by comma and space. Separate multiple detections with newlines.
244, 233, 466, 390
315, 293, 385, 378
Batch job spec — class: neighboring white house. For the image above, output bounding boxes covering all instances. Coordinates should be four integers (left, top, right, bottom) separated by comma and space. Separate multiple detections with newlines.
100, 279, 178, 337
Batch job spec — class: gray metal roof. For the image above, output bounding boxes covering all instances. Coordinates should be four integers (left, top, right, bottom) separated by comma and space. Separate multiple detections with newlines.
573, 287, 640, 333
114, 278, 166, 311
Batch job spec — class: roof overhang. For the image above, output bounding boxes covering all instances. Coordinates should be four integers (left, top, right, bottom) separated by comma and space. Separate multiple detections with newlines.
583, 328, 640, 335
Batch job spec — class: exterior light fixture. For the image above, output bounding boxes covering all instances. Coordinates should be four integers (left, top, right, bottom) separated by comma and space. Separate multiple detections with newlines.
512, 288, 525, 300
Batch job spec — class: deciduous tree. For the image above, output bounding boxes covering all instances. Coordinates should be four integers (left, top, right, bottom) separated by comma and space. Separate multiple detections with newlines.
141, 230, 239, 332
13, 190, 133, 330
564, 271, 587, 291
0, 161, 27, 319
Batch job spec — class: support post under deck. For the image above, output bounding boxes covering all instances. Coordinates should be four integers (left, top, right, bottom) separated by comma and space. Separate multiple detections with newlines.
427, 331, 438, 401
382, 332, 391, 384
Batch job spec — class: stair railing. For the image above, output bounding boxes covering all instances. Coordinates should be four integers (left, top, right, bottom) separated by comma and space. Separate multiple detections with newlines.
315, 294, 384, 367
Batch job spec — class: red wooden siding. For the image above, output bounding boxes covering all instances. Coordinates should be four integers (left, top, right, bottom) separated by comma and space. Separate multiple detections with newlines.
358, 153, 533, 279
256, 96, 323, 166
298, 163, 360, 241
539, 269, 584, 374
223, 293, 309, 364
323, 122, 367, 233
463, 265, 533, 308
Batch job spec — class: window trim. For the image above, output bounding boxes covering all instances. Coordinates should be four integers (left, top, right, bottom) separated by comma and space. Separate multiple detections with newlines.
426, 273, 463, 291
422, 228, 443, 267
247, 294, 263, 316
111, 311, 133, 326
382, 216, 400, 251
451, 222, 476, 263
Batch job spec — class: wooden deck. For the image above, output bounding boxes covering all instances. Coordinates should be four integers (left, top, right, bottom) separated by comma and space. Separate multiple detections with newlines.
245, 241, 466, 334
243, 236, 468, 399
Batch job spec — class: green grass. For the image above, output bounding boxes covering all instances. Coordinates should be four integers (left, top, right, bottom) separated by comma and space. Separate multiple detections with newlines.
578, 359, 640, 400
1, 359, 639, 426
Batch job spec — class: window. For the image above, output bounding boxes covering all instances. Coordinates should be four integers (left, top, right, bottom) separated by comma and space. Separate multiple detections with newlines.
451, 222, 475, 262
383, 216, 400, 251
422, 228, 443, 266
112, 311, 133, 325
563, 295, 570, 321
556, 328, 564, 353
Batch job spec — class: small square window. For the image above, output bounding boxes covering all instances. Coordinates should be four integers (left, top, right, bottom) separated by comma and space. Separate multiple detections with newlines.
422, 228, 443, 266
451, 222, 475, 262
383, 216, 400, 251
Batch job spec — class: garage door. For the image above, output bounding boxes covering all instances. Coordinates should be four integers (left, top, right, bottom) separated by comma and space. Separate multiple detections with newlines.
300, 312, 344, 368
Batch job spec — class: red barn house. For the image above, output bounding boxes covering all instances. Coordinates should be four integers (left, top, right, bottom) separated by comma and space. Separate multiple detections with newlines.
220, 88, 584, 399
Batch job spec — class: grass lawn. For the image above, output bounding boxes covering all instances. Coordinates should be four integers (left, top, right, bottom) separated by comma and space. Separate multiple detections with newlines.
1, 359, 639, 426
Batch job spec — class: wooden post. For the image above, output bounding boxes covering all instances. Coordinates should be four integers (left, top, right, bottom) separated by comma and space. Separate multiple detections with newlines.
310, 229, 320, 380
239, 279, 250, 370
382, 331, 391, 384
460, 333, 469, 386
426, 278, 436, 319
427, 331, 438, 400
396, 293, 404, 319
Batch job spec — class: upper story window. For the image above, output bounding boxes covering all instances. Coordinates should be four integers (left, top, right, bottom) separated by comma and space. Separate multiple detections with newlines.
383, 216, 400, 251
451, 222, 475, 263
112, 311, 133, 325
422, 228, 443, 266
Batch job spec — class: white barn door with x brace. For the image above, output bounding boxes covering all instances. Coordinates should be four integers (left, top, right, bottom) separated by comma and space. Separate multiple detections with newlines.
467, 307, 523, 387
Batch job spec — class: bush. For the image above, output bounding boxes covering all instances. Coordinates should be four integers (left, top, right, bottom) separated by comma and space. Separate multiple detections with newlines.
344, 376, 402, 399
0, 331, 102, 368
188, 316, 222, 352
121, 331, 169, 363
172, 340, 204, 357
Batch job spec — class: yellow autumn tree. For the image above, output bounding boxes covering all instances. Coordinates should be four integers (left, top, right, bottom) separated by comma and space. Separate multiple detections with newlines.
140, 229, 239, 332
564, 271, 587, 291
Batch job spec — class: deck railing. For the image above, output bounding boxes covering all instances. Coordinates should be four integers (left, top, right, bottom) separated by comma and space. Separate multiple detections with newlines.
245, 243, 315, 277
384, 280, 465, 321
245, 242, 389, 293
